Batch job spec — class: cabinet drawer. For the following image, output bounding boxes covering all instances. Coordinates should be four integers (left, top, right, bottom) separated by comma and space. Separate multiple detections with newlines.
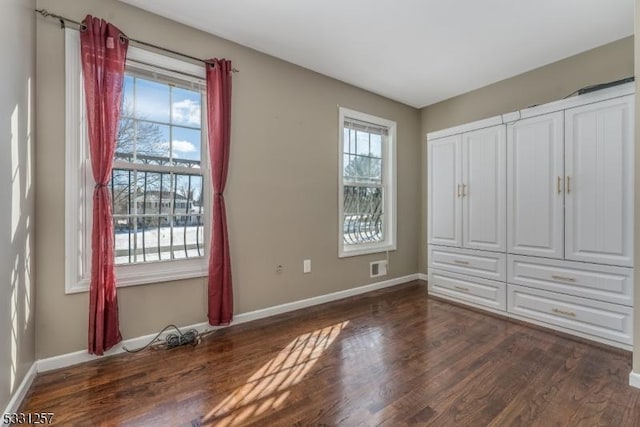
508, 255, 633, 306
428, 269, 506, 311
507, 284, 632, 345
429, 245, 506, 281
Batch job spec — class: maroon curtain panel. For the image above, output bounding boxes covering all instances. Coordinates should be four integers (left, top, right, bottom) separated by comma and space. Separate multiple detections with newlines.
80, 15, 128, 355
206, 59, 234, 325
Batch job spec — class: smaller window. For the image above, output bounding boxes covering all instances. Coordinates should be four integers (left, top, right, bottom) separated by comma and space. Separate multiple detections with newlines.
338, 107, 397, 257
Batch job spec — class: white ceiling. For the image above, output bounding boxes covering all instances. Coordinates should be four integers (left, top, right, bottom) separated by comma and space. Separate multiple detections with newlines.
120, 0, 634, 108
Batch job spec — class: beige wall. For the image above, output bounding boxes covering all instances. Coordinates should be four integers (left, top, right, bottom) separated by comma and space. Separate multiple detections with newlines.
419, 37, 634, 273
0, 0, 37, 411
34, 0, 421, 358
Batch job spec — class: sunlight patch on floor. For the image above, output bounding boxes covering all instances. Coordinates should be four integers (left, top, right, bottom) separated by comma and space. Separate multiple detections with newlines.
202, 320, 349, 426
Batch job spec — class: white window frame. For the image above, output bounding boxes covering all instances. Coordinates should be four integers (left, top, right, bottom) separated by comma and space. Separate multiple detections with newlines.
338, 107, 397, 258
64, 28, 210, 294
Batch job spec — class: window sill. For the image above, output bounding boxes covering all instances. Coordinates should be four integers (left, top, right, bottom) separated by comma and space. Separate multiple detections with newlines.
338, 242, 396, 258
65, 259, 208, 294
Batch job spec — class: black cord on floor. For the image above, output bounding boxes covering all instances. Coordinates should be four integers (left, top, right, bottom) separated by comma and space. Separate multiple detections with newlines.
123, 324, 202, 353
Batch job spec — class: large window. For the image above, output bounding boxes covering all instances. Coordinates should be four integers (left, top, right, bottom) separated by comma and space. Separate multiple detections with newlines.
113, 74, 204, 265
65, 29, 209, 293
338, 108, 396, 257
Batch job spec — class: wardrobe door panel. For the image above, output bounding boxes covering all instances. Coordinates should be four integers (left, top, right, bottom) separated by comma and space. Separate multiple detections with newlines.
507, 112, 564, 258
428, 135, 462, 247
462, 125, 506, 252
565, 96, 634, 267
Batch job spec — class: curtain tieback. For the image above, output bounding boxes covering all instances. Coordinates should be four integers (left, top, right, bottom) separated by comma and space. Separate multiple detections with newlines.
215, 192, 223, 196
95, 183, 108, 189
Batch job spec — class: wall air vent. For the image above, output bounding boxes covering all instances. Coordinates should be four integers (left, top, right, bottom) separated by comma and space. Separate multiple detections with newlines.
370, 260, 388, 278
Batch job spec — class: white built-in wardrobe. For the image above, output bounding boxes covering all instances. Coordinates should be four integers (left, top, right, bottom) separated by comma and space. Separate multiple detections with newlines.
427, 83, 634, 350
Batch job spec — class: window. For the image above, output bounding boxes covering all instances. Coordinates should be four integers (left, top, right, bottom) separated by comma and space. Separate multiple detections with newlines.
338, 107, 396, 257
65, 29, 209, 293
113, 74, 204, 265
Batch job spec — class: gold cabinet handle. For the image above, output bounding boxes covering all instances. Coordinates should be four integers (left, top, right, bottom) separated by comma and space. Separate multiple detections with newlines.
462, 184, 467, 197
551, 275, 576, 282
566, 176, 571, 194
552, 308, 576, 317
453, 260, 470, 265
454, 286, 470, 292
557, 176, 562, 194
457, 184, 461, 198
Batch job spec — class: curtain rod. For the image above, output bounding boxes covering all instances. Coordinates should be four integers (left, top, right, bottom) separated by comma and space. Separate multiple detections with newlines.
35, 9, 239, 73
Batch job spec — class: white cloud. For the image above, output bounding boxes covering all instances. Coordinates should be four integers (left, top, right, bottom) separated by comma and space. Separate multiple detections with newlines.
172, 139, 197, 153
172, 99, 201, 126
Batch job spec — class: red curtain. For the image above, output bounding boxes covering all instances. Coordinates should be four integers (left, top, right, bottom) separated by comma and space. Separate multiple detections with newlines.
206, 59, 234, 325
80, 15, 128, 355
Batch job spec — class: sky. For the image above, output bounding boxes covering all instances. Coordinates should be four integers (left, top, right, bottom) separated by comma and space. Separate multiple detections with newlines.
122, 75, 203, 162
342, 128, 383, 183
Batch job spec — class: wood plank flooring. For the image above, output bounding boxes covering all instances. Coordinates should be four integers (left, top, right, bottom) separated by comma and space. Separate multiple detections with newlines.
20, 281, 640, 426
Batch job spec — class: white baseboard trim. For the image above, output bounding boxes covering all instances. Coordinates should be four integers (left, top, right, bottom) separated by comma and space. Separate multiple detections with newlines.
418, 273, 428, 281
630, 371, 640, 389
2, 363, 37, 423
232, 273, 420, 325
37, 273, 421, 373
36, 322, 212, 373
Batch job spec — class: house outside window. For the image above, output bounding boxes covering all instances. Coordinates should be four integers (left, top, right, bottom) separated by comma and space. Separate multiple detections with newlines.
338, 107, 397, 257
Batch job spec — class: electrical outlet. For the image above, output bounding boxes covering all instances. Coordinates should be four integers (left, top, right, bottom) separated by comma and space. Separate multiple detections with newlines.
303, 259, 311, 273
276, 264, 283, 274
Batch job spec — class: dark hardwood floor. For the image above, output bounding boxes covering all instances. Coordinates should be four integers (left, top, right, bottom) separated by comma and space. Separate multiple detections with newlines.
20, 281, 640, 426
